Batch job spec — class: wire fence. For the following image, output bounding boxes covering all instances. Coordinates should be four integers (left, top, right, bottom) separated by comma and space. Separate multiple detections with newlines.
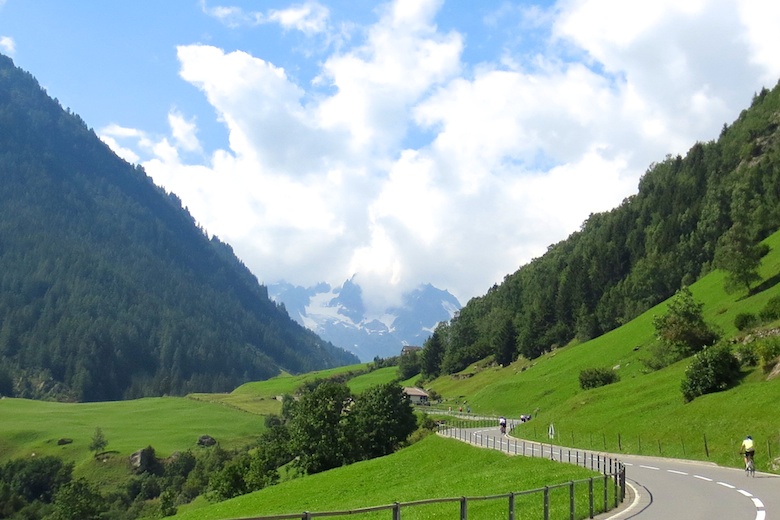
228, 419, 626, 520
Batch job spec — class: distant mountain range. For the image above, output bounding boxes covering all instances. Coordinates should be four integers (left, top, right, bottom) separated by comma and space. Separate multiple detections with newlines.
268, 280, 461, 361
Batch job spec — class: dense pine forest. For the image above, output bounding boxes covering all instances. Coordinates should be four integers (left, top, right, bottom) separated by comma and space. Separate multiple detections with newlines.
0, 54, 358, 402
420, 81, 780, 377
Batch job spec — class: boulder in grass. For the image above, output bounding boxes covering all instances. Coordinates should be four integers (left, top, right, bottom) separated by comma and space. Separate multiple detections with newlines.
197, 435, 217, 447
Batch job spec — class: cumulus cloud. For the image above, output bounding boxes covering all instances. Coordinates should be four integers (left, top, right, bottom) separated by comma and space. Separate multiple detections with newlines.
0, 36, 15, 55
268, 2, 330, 35
109, 0, 780, 310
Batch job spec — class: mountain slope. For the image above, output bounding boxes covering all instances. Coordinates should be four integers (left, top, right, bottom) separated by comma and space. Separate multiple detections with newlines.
0, 54, 358, 402
269, 280, 461, 361
425, 81, 780, 373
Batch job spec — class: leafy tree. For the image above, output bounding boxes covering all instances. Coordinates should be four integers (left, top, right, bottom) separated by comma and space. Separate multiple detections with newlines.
653, 287, 720, 357
346, 382, 417, 461
287, 381, 352, 474
714, 222, 768, 293
0, 455, 72, 505
48, 478, 105, 520
681, 343, 741, 402
88, 427, 108, 456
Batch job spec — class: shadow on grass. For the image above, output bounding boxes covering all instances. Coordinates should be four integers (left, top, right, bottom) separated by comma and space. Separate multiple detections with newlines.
749, 272, 780, 297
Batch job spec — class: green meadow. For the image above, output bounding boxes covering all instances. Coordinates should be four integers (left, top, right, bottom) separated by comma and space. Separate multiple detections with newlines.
173, 435, 616, 520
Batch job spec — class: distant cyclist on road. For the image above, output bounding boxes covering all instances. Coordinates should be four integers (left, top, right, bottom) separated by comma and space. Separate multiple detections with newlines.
740, 435, 755, 468
499, 416, 507, 435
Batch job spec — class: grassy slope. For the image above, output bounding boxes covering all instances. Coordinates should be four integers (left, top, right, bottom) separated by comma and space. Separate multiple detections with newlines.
428, 229, 780, 470
0, 396, 266, 487
174, 434, 610, 520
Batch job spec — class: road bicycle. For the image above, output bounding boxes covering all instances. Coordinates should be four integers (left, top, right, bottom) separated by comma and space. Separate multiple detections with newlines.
744, 453, 755, 477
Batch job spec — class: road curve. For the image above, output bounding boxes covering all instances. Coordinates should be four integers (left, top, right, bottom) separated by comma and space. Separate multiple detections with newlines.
445, 423, 780, 520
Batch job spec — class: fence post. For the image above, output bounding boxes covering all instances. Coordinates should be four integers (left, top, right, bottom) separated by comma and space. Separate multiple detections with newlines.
508, 492, 515, 520
589, 478, 594, 518
460, 496, 467, 520
614, 470, 619, 508
569, 481, 576, 520
393, 502, 401, 520
603, 474, 608, 511
303, 512, 311, 520
704, 433, 709, 458
544, 487, 550, 520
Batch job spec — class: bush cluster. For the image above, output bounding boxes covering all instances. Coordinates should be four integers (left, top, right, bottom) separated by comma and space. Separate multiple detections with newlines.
681, 343, 741, 402
579, 367, 620, 390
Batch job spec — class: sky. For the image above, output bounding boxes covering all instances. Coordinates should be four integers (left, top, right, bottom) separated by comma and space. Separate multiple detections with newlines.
2, 0, 779, 314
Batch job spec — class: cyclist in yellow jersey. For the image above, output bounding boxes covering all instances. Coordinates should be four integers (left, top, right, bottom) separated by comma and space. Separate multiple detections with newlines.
740, 435, 755, 467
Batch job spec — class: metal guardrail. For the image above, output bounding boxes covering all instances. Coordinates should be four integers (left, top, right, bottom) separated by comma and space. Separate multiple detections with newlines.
230, 419, 626, 520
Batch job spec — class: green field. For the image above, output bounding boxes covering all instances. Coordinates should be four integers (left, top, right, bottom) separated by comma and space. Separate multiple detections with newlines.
0, 396, 265, 487
173, 434, 616, 520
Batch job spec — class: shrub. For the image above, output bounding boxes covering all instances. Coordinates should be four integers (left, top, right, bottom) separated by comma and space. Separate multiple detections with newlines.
579, 367, 620, 390
681, 343, 741, 402
734, 312, 758, 331
735, 343, 758, 367
759, 296, 780, 322
653, 287, 720, 357
755, 337, 780, 373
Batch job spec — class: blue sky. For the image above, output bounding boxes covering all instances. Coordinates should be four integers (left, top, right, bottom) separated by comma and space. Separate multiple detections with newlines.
1, 0, 779, 312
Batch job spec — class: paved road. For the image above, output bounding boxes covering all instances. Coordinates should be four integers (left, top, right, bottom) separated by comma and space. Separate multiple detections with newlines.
444, 422, 780, 519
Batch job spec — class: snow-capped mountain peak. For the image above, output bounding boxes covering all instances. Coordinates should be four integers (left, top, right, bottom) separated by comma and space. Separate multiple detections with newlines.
268, 280, 461, 362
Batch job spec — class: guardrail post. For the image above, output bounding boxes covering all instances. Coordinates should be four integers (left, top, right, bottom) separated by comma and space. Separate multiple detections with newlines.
589, 478, 594, 518
302, 512, 311, 520
614, 470, 619, 508
393, 502, 401, 520
569, 481, 575, 520
509, 492, 515, 520
460, 496, 467, 520
603, 474, 608, 511
544, 486, 550, 520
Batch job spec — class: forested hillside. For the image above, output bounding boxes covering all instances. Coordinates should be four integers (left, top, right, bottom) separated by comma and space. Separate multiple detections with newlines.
421, 81, 780, 376
0, 54, 358, 402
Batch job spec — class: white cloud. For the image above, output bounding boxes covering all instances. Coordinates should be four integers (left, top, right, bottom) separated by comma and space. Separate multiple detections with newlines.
0, 36, 15, 55
168, 110, 201, 153
127, 0, 780, 309
200, 0, 329, 35
268, 2, 330, 35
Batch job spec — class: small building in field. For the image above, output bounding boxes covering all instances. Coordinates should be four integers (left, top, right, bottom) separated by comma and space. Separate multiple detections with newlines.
403, 387, 429, 405
401, 345, 422, 356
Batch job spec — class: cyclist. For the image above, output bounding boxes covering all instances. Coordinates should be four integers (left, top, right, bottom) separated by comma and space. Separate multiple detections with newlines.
739, 435, 755, 469
499, 416, 507, 435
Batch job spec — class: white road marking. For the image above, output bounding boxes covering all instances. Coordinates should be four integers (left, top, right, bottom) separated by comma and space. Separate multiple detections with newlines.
751, 498, 764, 508
738, 490, 753, 497
667, 469, 688, 475
601, 481, 642, 520
693, 475, 712, 481
717, 482, 735, 489
639, 465, 659, 470
756, 510, 766, 520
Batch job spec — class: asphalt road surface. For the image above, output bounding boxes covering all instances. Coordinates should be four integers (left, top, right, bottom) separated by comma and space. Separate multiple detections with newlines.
444, 422, 780, 519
